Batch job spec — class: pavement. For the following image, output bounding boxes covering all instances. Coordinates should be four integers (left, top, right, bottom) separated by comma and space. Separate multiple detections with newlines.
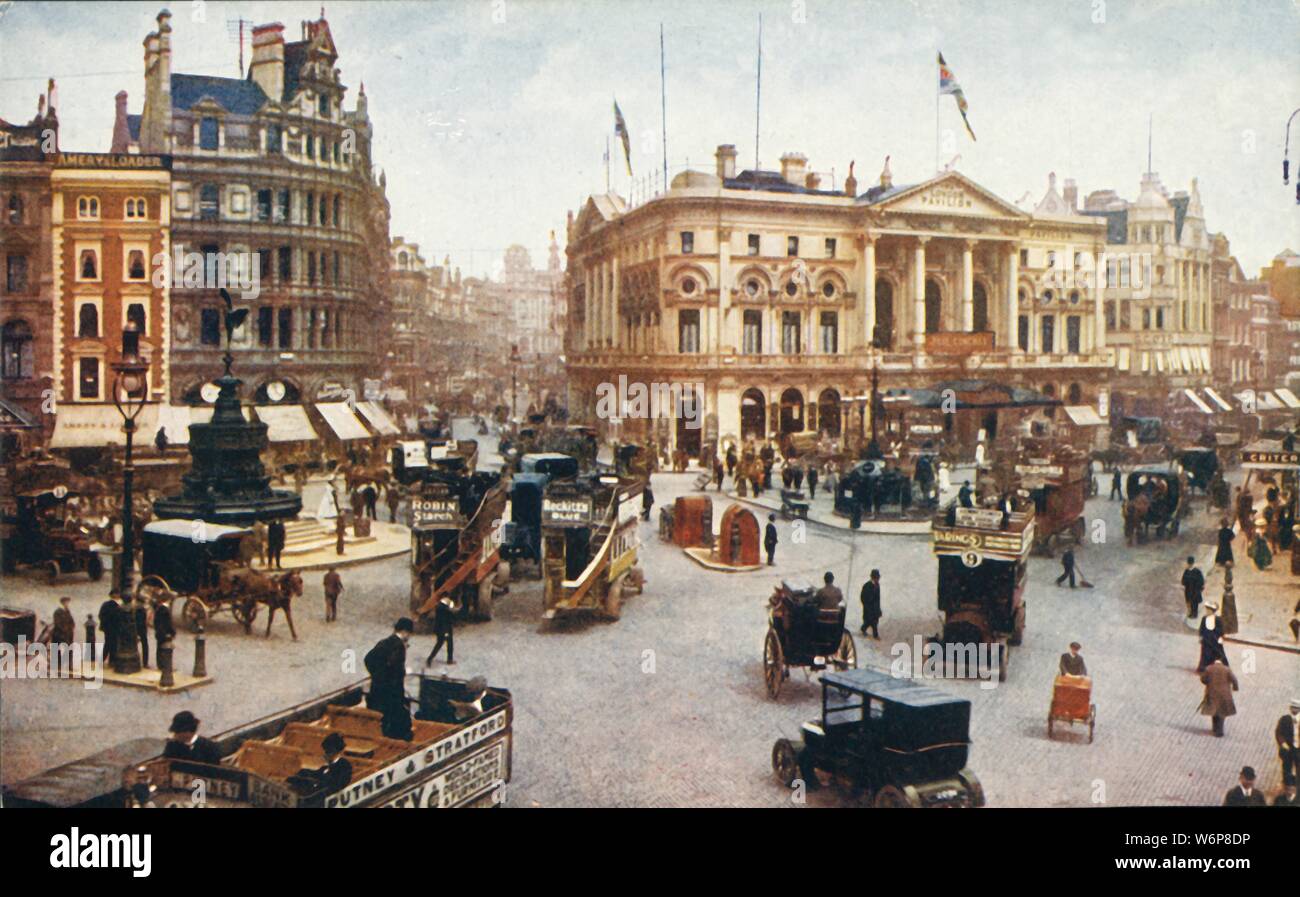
3, 433, 1297, 807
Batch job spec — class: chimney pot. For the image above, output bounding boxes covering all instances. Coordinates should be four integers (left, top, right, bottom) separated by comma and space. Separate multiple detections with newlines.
715, 144, 737, 180
780, 152, 808, 185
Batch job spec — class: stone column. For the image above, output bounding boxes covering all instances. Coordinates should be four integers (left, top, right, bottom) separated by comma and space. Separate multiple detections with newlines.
584, 268, 593, 350
962, 240, 975, 332
1093, 244, 1106, 352
913, 237, 928, 353
610, 257, 620, 349
1006, 246, 1021, 353
718, 229, 733, 352
863, 235, 876, 350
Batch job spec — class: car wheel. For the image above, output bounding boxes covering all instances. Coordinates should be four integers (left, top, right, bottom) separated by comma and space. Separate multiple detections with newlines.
771, 739, 800, 788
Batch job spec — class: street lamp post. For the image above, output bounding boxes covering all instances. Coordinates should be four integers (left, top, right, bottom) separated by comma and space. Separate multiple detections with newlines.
110, 321, 149, 674
509, 342, 521, 422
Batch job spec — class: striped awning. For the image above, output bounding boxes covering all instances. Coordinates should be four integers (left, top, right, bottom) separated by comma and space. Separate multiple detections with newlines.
1182, 389, 1214, 414
253, 405, 319, 442
1204, 387, 1233, 412
356, 401, 401, 436
315, 402, 371, 440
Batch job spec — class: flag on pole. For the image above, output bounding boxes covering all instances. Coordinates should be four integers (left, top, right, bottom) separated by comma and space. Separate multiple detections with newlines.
613, 100, 632, 176
938, 52, 976, 142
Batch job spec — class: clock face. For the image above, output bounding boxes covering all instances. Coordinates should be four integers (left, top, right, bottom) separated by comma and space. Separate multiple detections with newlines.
266, 381, 286, 402
200, 382, 220, 404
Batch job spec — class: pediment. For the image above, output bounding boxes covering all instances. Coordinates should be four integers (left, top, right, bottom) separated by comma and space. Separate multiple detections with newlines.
874, 172, 1027, 221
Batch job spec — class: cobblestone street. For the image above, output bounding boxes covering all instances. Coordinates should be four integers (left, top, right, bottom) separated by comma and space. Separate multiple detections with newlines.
4, 448, 1297, 807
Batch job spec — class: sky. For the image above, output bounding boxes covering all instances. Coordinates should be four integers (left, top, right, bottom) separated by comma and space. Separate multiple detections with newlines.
1, 0, 1297, 277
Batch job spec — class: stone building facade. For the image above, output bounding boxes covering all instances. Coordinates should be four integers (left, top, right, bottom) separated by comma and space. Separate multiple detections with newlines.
564, 146, 1115, 455
126, 9, 390, 407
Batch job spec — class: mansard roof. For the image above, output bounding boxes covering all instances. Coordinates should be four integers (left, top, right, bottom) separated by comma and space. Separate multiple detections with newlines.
171, 73, 268, 116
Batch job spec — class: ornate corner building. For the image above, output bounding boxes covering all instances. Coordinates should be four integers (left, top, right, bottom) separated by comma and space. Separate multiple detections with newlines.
126, 9, 391, 406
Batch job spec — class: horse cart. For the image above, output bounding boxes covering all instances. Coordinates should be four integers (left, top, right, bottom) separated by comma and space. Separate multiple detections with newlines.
1013, 448, 1089, 556
1122, 468, 1187, 543
1047, 674, 1096, 743
763, 579, 857, 699
134, 520, 302, 637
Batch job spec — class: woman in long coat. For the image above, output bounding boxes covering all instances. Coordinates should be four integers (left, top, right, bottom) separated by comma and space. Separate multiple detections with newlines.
1198, 659, 1238, 736
1214, 519, 1234, 566
1197, 603, 1227, 672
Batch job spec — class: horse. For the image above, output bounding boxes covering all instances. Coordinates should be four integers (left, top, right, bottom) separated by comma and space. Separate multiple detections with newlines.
219, 566, 303, 639
1122, 493, 1151, 545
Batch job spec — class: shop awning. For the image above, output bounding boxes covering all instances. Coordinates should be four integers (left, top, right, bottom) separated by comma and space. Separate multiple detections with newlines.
50, 403, 155, 448
315, 402, 371, 440
1182, 389, 1214, 415
1116, 347, 1130, 372
254, 405, 319, 442
1179, 347, 1194, 373
1198, 347, 1212, 372
1063, 405, 1105, 426
1257, 391, 1285, 412
0, 397, 37, 429
1274, 387, 1300, 409
1204, 387, 1233, 412
356, 401, 401, 436
149, 404, 216, 446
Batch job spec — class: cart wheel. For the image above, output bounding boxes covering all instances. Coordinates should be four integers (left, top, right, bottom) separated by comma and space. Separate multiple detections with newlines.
833, 630, 857, 670
46, 560, 60, 584
763, 627, 785, 699
87, 554, 104, 582
603, 575, 624, 621
182, 598, 208, 632
873, 785, 911, 808
136, 576, 172, 606
997, 644, 1010, 682
772, 738, 800, 788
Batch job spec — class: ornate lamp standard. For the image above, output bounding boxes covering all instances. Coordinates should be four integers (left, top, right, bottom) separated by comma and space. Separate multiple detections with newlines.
110, 320, 148, 673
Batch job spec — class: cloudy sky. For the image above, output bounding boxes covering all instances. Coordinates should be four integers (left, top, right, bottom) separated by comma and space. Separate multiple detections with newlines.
2, 0, 1296, 276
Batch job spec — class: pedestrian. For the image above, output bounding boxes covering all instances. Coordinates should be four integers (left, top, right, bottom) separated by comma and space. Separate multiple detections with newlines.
807, 465, 819, 500
51, 596, 76, 647
1055, 547, 1076, 588
1181, 556, 1205, 619
1214, 518, 1234, 567
1236, 487, 1255, 542
97, 592, 122, 668
363, 483, 378, 520
814, 571, 843, 609
713, 457, 725, 492
764, 514, 778, 566
162, 711, 224, 764
781, 464, 793, 490
958, 480, 974, 509
364, 619, 414, 741
859, 569, 882, 638
1222, 766, 1265, 805
316, 732, 353, 793
153, 595, 175, 648
267, 518, 286, 570
154, 426, 168, 456
726, 446, 737, 480
336, 514, 347, 555
386, 484, 402, 522
792, 465, 805, 492
1275, 783, 1299, 807
641, 481, 655, 521
1059, 641, 1087, 676
1197, 602, 1227, 672
134, 595, 150, 668
1250, 520, 1272, 570
1199, 657, 1238, 737
1109, 467, 1123, 501
426, 594, 457, 665
1275, 698, 1300, 786
350, 488, 365, 520
253, 519, 267, 566
323, 566, 343, 622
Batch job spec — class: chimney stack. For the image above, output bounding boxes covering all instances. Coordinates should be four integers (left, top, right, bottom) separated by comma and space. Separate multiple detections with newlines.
250, 23, 286, 101
780, 153, 807, 186
156, 10, 172, 88
805, 171, 821, 190
715, 144, 737, 180
111, 91, 131, 153
1063, 178, 1078, 212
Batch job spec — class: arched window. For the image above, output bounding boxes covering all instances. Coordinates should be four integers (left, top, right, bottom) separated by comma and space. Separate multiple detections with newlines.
77, 196, 100, 219
1066, 382, 1082, 404
126, 303, 146, 335
1, 320, 34, 379
6, 194, 21, 225
127, 249, 147, 280
78, 303, 99, 338
79, 249, 98, 280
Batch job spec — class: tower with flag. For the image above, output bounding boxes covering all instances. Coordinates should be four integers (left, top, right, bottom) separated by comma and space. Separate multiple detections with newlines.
938, 52, 976, 142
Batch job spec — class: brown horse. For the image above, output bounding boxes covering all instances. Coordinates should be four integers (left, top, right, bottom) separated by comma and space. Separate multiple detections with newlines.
1122, 493, 1151, 545
220, 566, 303, 639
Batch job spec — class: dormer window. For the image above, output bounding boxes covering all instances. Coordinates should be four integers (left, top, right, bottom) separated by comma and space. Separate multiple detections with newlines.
318, 94, 330, 118
199, 117, 219, 151
77, 196, 100, 219
266, 124, 283, 154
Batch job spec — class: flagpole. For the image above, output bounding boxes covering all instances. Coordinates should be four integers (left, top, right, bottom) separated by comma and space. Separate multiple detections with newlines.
660, 23, 668, 189
755, 13, 763, 170
935, 50, 940, 175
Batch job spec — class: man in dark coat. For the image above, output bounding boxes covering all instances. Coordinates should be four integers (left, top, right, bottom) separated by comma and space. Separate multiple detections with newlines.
641, 482, 654, 521
1059, 642, 1087, 676
725, 447, 737, 480
386, 485, 402, 523
362, 483, 378, 520
153, 597, 176, 646
426, 595, 458, 665
1215, 519, 1235, 567
1199, 658, 1238, 737
267, 518, 286, 570
1055, 548, 1076, 588
365, 618, 413, 741
51, 596, 76, 646
1109, 467, 1123, 500
764, 514, 778, 566
958, 480, 974, 509
1274, 783, 1299, 807
1223, 767, 1266, 806
859, 569, 882, 639
1181, 556, 1205, 618
814, 571, 843, 610
97, 593, 122, 667
323, 566, 343, 622
318, 732, 353, 793
1275, 699, 1300, 786
162, 711, 224, 764
806, 465, 818, 500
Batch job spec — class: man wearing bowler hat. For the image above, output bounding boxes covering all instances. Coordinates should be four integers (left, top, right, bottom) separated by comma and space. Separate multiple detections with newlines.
318, 732, 353, 793
365, 618, 414, 741
1222, 766, 1266, 806
162, 711, 224, 765
1275, 698, 1300, 786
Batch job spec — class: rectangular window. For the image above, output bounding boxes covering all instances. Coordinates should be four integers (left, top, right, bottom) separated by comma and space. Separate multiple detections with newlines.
1040, 315, 1055, 353
819, 311, 838, 353
742, 309, 763, 354
787, 236, 799, 257
257, 306, 273, 347
305, 135, 315, 160
5, 255, 27, 292
825, 238, 836, 259
321, 309, 332, 348
333, 251, 341, 286
1066, 315, 1081, 353
680, 231, 694, 254
1104, 300, 1116, 329
319, 198, 328, 227
307, 253, 317, 285
266, 125, 282, 154
256, 189, 272, 222
1020, 248, 1029, 267
278, 246, 292, 282
678, 309, 700, 353
1155, 307, 1164, 329
278, 308, 293, 349
747, 234, 760, 256
199, 184, 219, 221
307, 308, 318, 349
1120, 301, 1131, 330
276, 189, 290, 222
258, 249, 271, 281
126, 303, 146, 335
1142, 308, 1150, 330
318, 94, 330, 118
782, 310, 801, 354
199, 117, 219, 150
78, 357, 99, 399
200, 308, 221, 346
306, 194, 315, 225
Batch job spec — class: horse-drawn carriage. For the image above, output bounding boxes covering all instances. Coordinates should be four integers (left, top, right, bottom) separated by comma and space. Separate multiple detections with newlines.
1013, 447, 1089, 556
134, 519, 302, 637
762, 580, 857, 699
1122, 468, 1187, 543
